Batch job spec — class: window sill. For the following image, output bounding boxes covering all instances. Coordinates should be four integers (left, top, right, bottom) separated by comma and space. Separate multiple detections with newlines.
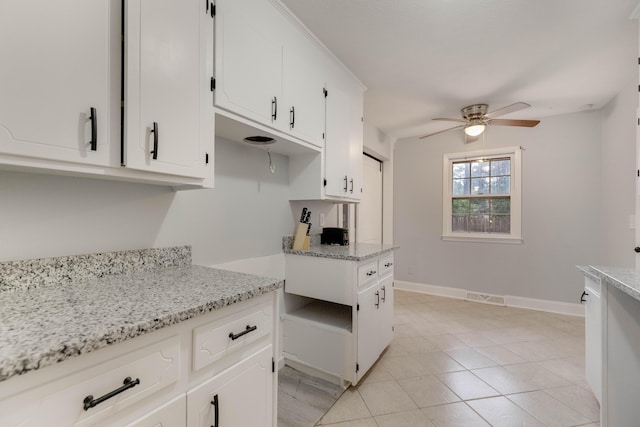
442, 234, 523, 244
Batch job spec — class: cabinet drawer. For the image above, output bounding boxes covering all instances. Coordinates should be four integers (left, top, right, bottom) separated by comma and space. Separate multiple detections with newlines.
0, 336, 180, 427
124, 394, 186, 427
378, 254, 394, 278
358, 261, 378, 288
193, 301, 273, 372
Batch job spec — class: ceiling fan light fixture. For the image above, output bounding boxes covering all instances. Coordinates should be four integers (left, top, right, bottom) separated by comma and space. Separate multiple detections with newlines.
464, 121, 485, 137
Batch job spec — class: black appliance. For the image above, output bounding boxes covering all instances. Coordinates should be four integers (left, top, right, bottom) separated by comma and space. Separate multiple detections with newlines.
321, 227, 349, 246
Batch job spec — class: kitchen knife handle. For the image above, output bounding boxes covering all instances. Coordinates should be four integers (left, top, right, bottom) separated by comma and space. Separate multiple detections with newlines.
150, 122, 158, 160
300, 207, 308, 223
88, 107, 97, 151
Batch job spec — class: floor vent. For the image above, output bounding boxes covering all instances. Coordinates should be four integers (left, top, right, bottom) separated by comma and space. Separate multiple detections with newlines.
465, 292, 505, 306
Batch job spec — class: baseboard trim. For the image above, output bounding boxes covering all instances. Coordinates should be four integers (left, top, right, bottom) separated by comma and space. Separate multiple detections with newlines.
394, 280, 584, 317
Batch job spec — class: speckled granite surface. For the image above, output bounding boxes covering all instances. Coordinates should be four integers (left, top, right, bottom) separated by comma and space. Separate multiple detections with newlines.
284, 242, 398, 261
0, 246, 191, 293
0, 248, 282, 382
584, 266, 640, 302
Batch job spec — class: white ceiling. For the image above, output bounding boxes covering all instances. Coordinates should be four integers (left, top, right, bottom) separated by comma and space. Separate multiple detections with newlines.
281, 0, 639, 140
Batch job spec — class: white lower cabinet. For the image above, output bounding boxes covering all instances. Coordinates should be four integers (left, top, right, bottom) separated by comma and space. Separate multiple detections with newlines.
0, 292, 277, 427
187, 346, 273, 427
124, 394, 186, 427
584, 276, 601, 403
283, 252, 394, 385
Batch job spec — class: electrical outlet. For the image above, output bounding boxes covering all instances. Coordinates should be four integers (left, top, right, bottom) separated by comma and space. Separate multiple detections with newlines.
319, 213, 325, 227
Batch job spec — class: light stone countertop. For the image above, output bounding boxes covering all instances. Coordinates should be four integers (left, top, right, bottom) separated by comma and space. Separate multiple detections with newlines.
0, 248, 282, 382
284, 242, 398, 261
580, 265, 640, 302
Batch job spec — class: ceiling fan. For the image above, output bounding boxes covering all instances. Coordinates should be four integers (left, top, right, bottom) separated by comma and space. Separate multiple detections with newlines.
419, 102, 540, 142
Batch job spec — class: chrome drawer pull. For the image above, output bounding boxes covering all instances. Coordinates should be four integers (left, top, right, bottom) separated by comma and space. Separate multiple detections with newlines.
83, 377, 140, 411
228, 324, 257, 341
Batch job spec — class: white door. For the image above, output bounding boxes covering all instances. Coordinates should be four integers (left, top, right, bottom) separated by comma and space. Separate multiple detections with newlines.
125, 0, 213, 178
0, 0, 117, 166
358, 155, 383, 244
187, 346, 273, 427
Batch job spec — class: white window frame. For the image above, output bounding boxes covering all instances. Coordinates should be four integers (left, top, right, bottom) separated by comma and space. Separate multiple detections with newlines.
442, 146, 522, 244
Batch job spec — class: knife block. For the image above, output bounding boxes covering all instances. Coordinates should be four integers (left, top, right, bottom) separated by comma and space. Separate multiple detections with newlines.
292, 223, 309, 250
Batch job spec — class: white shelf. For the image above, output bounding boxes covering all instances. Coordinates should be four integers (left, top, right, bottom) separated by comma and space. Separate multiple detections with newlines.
286, 300, 352, 332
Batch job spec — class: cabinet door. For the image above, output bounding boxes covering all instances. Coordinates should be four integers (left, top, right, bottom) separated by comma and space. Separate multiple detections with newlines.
282, 34, 325, 148
187, 346, 273, 427
125, 0, 214, 179
356, 283, 382, 382
584, 279, 601, 403
324, 82, 351, 198
215, 0, 284, 129
0, 0, 118, 167
347, 87, 364, 201
124, 394, 186, 427
378, 275, 394, 353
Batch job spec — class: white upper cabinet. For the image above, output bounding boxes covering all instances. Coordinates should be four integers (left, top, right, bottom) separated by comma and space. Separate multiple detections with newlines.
214, 0, 285, 129
214, 0, 325, 148
282, 30, 326, 148
125, 0, 214, 182
0, 0, 119, 167
324, 67, 364, 201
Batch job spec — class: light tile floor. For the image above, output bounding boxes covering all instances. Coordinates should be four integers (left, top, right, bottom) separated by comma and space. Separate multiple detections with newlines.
287, 290, 599, 427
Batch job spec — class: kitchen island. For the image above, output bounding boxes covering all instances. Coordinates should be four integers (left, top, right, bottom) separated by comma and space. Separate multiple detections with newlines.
0, 246, 282, 427
283, 241, 398, 387
578, 266, 640, 427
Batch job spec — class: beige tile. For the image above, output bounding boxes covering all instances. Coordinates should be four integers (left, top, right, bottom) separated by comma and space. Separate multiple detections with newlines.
508, 390, 591, 426
544, 385, 600, 422
320, 418, 378, 427
475, 345, 527, 365
358, 361, 393, 385
422, 402, 490, 426
506, 362, 573, 390
382, 352, 464, 379
503, 340, 568, 362
374, 409, 436, 427
437, 371, 500, 400
467, 396, 544, 426
414, 351, 466, 374
538, 358, 588, 385
471, 366, 538, 394
357, 379, 418, 416
444, 348, 499, 369
319, 388, 371, 425
454, 332, 498, 348
398, 375, 461, 408
384, 336, 439, 357
425, 334, 470, 350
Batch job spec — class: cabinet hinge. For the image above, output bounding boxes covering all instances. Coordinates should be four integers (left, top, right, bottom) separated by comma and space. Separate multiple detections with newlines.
392, 325, 395, 331
356, 363, 359, 372
211, 77, 216, 92
272, 358, 275, 373
212, 5, 216, 17
323, 178, 327, 187
322, 132, 325, 139
323, 88, 328, 98
357, 303, 360, 311
206, 152, 209, 164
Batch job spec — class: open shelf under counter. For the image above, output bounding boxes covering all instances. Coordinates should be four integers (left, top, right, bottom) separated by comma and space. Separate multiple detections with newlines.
286, 299, 352, 332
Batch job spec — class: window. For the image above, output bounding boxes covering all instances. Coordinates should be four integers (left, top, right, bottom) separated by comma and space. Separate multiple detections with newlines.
443, 146, 522, 243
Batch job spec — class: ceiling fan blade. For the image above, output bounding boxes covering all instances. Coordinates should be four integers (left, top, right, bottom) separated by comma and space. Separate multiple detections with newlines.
485, 102, 531, 119
432, 117, 467, 123
419, 124, 464, 139
489, 118, 540, 127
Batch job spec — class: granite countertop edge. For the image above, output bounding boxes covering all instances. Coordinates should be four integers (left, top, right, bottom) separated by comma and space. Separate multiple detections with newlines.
0, 265, 283, 383
578, 265, 640, 302
284, 243, 399, 261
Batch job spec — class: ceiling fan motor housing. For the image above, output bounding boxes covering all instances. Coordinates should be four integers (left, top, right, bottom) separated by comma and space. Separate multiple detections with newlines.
461, 104, 488, 120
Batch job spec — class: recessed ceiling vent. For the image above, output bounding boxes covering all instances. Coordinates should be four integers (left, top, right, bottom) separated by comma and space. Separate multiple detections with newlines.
243, 136, 275, 146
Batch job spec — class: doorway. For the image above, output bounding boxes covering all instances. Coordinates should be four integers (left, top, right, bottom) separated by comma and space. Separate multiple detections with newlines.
357, 153, 383, 244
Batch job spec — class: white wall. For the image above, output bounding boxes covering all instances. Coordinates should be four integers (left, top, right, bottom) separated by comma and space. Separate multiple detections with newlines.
600, 78, 637, 267
0, 138, 293, 266
393, 111, 604, 303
